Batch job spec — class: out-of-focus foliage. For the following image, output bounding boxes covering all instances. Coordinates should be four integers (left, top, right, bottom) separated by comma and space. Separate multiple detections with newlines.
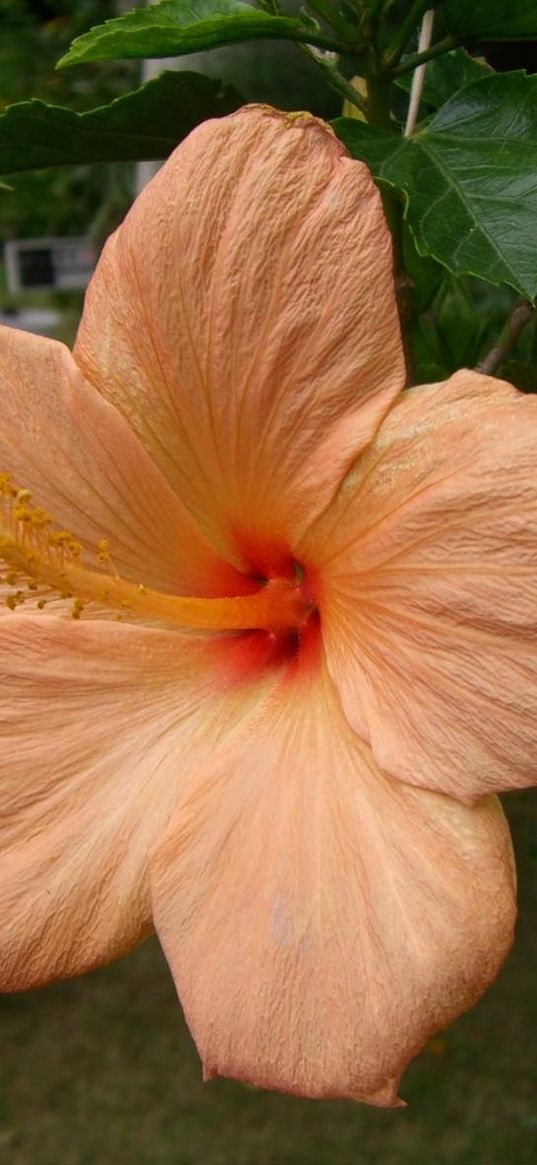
0, 2, 136, 242
0, 1, 133, 108
2, 0, 537, 376
0, 73, 243, 172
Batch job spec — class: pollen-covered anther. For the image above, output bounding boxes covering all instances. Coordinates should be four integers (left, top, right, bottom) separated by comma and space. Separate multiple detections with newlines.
5, 591, 24, 611
0, 476, 87, 612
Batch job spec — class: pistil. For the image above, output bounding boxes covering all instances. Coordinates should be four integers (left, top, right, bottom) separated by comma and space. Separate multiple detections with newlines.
0, 477, 312, 632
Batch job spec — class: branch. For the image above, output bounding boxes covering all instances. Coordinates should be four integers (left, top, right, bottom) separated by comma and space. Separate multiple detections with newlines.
298, 45, 369, 115
390, 34, 456, 78
383, 0, 439, 69
306, 0, 363, 41
477, 300, 535, 376
365, 0, 388, 19
404, 8, 434, 136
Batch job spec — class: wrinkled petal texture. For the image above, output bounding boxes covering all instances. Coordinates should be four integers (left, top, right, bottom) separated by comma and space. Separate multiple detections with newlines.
74, 106, 405, 572
0, 617, 274, 989
151, 657, 515, 1105
301, 371, 537, 802
0, 326, 248, 597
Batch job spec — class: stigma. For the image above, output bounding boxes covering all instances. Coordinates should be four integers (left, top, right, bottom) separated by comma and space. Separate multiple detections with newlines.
0, 475, 314, 633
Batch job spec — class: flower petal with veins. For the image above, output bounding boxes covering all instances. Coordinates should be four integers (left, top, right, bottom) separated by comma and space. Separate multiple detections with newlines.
0, 616, 275, 989
74, 106, 405, 570
302, 371, 537, 802
151, 658, 515, 1104
0, 108, 533, 1107
0, 326, 248, 596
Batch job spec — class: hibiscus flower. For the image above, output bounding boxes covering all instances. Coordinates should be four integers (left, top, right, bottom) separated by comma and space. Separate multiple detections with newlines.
0, 105, 534, 1107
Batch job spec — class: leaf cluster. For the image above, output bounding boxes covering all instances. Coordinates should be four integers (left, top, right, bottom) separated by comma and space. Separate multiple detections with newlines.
1, 0, 537, 380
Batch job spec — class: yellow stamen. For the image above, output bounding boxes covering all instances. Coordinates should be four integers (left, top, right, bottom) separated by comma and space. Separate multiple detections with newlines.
0, 475, 311, 631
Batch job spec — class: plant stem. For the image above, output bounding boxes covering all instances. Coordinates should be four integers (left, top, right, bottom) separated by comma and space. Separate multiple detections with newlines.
306, 0, 363, 40
404, 8, 434, 136
298, 43, 369, 114
390, 34, 456, 77
383, 0, 439, 68
369, 0, 389, 18
325, 64, 370, 113
477, 300, 535, 376
358, 0, 388, 47
297, 30, 359, 52
364, 60, 391, 128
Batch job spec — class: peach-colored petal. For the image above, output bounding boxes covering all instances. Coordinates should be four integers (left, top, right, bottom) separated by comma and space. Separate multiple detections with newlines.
0, 325, 246, 596
301, 371, 537, 803
74, 105, 405, 571
150, 657, 515, 1105
0, 616, 272, 990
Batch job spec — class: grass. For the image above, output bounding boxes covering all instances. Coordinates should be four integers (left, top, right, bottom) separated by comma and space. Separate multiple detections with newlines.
0, 791, 536, 1165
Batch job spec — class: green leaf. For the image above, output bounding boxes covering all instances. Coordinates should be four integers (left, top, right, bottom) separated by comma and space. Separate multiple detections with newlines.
397, 49, 492, 110
58, 0, 344, 67
334, 72, 537, 301
401, 226, 445, 315
443, 0, 537, 40
411, 275, 514, 383
0, 71, 243, 173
